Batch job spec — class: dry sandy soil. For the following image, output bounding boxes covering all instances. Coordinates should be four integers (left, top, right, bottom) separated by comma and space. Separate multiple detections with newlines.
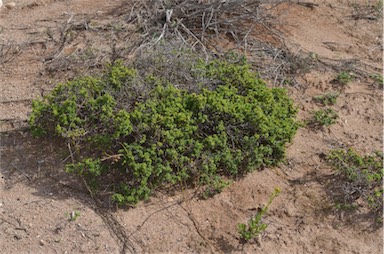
0, 0, 383, 253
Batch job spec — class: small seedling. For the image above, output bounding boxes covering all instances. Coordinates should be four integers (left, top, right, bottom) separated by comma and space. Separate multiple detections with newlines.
308, 108, 338, 128
313, 92, 339, 106
370, 73, 383, 87
67, 210, 81, 221
238, 188, 281, 241
336, 71, 354, 85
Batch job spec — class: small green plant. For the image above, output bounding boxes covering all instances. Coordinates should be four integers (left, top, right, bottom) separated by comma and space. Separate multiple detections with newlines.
67, 210, 81, 221
238, 188, 281, 241
327, 149, 383, 217
334, 202, 357, 211
313, 92, 339, 106
370, 73, 383, 87
308, 108, 338, 128
336, 71, 354, 85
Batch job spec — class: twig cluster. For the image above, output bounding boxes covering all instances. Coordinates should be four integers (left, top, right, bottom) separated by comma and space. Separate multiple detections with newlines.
126, 0, 288, 52
0, 40, 21, 65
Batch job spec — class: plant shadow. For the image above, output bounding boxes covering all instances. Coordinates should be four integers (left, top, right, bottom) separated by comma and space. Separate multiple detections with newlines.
287, 168, 382, 232
1, 128, 94, 206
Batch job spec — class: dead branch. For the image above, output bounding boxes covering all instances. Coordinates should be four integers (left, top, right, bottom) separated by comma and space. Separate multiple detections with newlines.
296, 2, 319, 9
44, 12, 74, 62
127, 0, 290, 52
0, 40, 22, 65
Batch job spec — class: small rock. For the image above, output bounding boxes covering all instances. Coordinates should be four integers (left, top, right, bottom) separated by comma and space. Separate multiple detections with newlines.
39, 239, 45, 246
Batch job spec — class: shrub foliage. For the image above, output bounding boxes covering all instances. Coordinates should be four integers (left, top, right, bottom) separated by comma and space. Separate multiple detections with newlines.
327, 149, 383, 216
308, 108, 338, 128
30, 58, 299, 205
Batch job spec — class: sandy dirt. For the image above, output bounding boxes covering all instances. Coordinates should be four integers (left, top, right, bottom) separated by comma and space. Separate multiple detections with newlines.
1, 0, 383, 253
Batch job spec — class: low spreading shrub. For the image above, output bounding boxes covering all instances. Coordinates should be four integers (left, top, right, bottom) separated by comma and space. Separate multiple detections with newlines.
30, 55, 299, 206
307, 108, 338, 128
336, 71, 354, 85
327, 148, 383, 218
313, 92, 339, 106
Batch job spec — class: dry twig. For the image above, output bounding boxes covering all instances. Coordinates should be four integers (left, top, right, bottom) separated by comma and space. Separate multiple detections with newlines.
126, 0, 290, 51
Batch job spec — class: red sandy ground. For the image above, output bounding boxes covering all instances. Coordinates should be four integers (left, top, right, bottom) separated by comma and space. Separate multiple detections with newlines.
1, 0, 382, 253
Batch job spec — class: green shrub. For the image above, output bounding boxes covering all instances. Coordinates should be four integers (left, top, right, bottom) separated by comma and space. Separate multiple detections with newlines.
370, 73, 383, 87
30, 57, 299, 206
327, 149, 383, 217
238, 188, 281, 241
313, 92, 339, 106
336, 71, 354, 85
308, 108, 338, 128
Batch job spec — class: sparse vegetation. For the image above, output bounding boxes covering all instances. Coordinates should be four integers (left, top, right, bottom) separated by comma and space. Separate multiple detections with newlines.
307, 108, 338, 128
66, 210, 81, 221
238, 188, 281, 241
370, 73, 383, 87
336, 71, 354, 85
334, 202, 357, 211
351, 0, 383, 18
29, 54, 299, 206
313, 92, 339, 106
327, 149, 383, 218
375, 0, 383, 14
